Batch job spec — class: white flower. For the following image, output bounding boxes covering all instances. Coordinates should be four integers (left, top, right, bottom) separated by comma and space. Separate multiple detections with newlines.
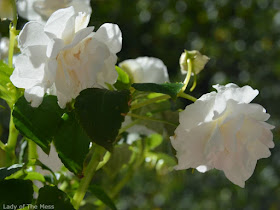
0, 37, 9, 60
0, 0, 14, 21
180, 50, 209, 75
10, 6, 122, 108
17, 0, 91, 23
119, 57, 169, 83
170, 83, 274, 187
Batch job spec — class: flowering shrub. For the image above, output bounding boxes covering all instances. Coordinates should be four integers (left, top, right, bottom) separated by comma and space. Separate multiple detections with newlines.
0, 2, 275, 209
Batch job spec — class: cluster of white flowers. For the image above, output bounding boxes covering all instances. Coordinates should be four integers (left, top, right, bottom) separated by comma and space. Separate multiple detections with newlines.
8, 5, 274, 188
11, 6, 121, 108
171, 83, 274, 187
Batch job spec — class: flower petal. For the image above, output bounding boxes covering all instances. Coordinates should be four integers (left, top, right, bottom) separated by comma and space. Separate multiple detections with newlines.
18, 22, 49, 51
136, 57, 170, 83
94, 23, 122, 54
44, 6, 75, 41
24, 86, 45, 107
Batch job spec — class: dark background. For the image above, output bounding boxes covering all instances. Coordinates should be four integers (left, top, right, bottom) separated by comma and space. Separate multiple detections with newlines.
1, 0, 280, 209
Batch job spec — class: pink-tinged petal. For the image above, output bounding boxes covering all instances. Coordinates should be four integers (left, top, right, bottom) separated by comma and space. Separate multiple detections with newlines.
18, 22, 49, 51
11, 54, 45, 89
44, 6, 75, 40
94, 23, 122, 54
24, 86, 45, 107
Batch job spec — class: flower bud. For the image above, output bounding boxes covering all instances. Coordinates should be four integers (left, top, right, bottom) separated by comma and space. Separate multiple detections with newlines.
180, 50, 210, 75
0, 0, 14, 21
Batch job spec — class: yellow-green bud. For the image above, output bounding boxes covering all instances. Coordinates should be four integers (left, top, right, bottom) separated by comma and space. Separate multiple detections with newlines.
180, 50, 210, 75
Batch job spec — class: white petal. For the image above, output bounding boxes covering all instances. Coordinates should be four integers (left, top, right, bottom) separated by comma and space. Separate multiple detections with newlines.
136, 57, 170, 83
171, 122, 215, 170
119, 59, 144, 83
24, 86, 45, 107
44, 6, 75, 41
75, 12, 91, 32
213, 83, 259, 104
18, 22, 49, 51
71, 0, 92, 15
17, 0, 44, 23
11, 54, 45, 89
94, 23, 122, 54
46, 38, 65, 58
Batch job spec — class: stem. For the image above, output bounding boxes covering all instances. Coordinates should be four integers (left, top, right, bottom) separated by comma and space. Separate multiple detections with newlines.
8, 0, 18, 68
130, 95, 170, 111
0, 140, 5, 150
126, 113, 177, 127
28, 140, 38, 170
5, 112, 19, 164
118, 119, 140, 134
177, 92, 197, 102
180, 59, 193, 93
190, 71, 197, 92
72, 144, 106, 210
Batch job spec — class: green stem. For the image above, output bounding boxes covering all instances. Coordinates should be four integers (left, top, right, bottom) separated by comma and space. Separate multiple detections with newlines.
190, 71, 197, 92
126, 113, 177, 127
28, 140, 38, 170
177, 92, 197, 102
5, 112, 19, 164
130, 95, 170, 111
180, 58, 193, 93
118, 119, 140, 134
72, 144, 106, 210
0, 140, 5, 150
8, 0, 18, 68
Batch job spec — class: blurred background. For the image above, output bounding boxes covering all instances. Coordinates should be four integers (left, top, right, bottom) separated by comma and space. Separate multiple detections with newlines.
1, 0, 280, 209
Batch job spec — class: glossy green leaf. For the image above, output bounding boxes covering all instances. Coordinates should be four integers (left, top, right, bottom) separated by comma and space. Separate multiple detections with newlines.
36, 186, 74, 210
89, 185, 117, 210
23, 172, 45, 183
114, 66, 131, 90
132, 82, 184, 99
53, 112, 91, 175
75, 88, 131, 151
0, 179, 33, 207
13, 95, 65, 154
0, 164, 23, 180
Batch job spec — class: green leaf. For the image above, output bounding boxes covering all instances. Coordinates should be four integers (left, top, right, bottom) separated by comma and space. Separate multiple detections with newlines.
53, 112, 91, 175
0, 179, 33, 207
0, 164, 23, 180
89, 185, 117, 210
132, 83, 184, 99
145, 133, 163, 150
75, 88, 131, 151
0, 61, 18, 105
23, 172, 45, 183
36, 186, 74, 210
13, 95, 65, 154
114, 66, 131, 90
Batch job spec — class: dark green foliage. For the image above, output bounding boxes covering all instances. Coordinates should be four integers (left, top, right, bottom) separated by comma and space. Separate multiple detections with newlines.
75, 88, 131, 151
132, 83, 184, 99
36, 186, 74, 210
0, 179, 33, 208
13, 96, 65, 154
